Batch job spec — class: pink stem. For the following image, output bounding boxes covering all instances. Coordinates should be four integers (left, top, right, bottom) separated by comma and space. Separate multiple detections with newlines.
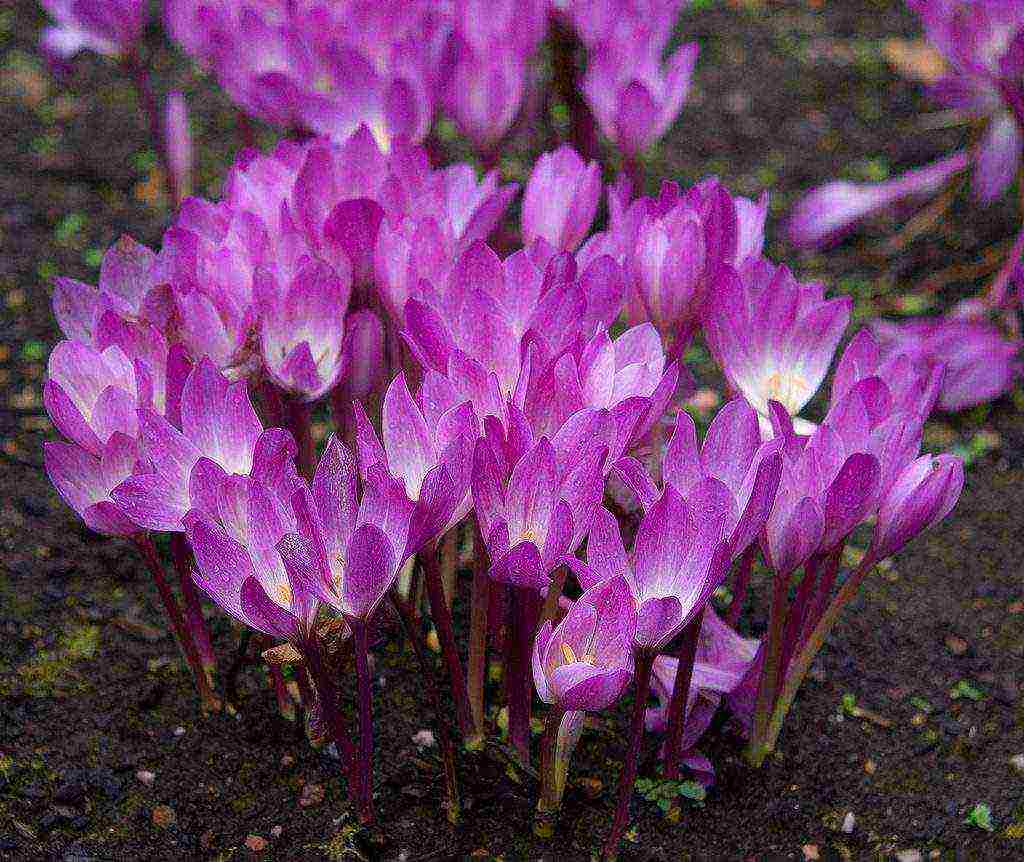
352, 621, 376, 825
122, 50, 180, 209
725, 545, 758, 627
661, 611, 703, 781
169, 533, 216, 679
778, 556, 820, 685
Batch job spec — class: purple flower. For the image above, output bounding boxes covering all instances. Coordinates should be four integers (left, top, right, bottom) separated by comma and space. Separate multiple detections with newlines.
44, 433, 143, 537
255, 260, 353, 401
353, 372, 477, 556
441, 42, 527, 151
472, 435, 606, 592
52, 235, 166, 343
40, 0, 145, 63
521, 146, 603, 254
869, 316, 1021, 412
703, 259, 852, 434
185, 474, 317, 642
112, 359, 300, 532
614, 398, 783, 559
582, 31, 698, 156
786, 153, 970, 249
869, 453, 964, 562
570, 495, 732, 654
275, 436, 410, 624
579, 178, 767, 349
533, 575, 637, 712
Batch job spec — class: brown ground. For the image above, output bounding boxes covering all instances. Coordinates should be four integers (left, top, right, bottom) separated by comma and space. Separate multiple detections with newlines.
1, 1, 1022, 859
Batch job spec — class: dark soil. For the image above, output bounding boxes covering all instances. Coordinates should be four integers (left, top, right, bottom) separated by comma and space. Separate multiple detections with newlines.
2, 1, 1023, 859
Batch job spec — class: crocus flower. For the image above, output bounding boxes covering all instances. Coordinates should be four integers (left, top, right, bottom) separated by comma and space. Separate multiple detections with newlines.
40, 0, 145, 64
578, 178, 768, 351
521, 145, 603, 254
441, 43, 526, 151
112, 359, 300, 531
571, 494, 733, 654
703, 259, 852, 435
353, 372, 477, 556
582, 34, 698, 157
276, 436, 409, 624
185, 474, 316, 643
533, 575, 637, 711
614, 397, 783, 559
868, 452, 965, 562
52, 235, 165, 344
472, 435, 606, 592
44, 433, 142, 537
869, 316, 1021, 412
255, 259, 353, 401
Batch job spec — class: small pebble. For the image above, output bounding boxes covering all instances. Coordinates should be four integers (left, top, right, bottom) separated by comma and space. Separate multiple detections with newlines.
412, 729, 436, 748
864, 759, 877, 775
944, 634, 968, 656
841, 811, 855, 833
270, 826, 282, 838
1008, 601, 1024, 615
151, 805, 175, 828
245, 835, 267, 852
173, 726, 185, 737
299, 782, 324, 808
280, 754, 295, 768
136, 770, 156, 787
895, 851, 922, 862
802, 845, 819, 861
911, 713, 927, 727
1010, 754, 1024, 774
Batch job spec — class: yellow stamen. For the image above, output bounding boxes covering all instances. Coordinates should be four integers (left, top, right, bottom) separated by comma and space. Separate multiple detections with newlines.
275, 582, 293, 608
560, 643, 578, 664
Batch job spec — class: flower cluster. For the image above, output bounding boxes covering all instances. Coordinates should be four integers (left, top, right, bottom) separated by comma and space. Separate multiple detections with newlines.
35, 0, 986, 855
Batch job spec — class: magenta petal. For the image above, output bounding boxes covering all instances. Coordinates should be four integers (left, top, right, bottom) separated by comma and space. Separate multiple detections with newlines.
561, 667, 633, 712
489, 540, 547, 591
821, 453, 880, 550
240, 575, 299, 641
585, 506, 629, 584
635, 595, 684, 652
112, 471, 188, 531
611, 456, 660, 511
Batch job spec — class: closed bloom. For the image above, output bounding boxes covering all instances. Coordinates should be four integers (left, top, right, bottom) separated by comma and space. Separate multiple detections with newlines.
353, 372, 477, 556
472, 435, 606, 592
533, 575, 637, 712
521, 145, 603, 254
570, 493, 732, 654
255, 259, 353, 401
704, 259, 852, 435
869, 453, 964, 562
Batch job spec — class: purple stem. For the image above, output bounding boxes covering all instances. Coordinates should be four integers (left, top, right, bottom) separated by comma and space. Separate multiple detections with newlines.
550, 19, 597, 159
390, 592, 461, 824
302, 636, 358, 808
534, 704, 567, 839
352, 621, 376, 825
133, 535, 218, 710
725, 545, 758, 627
747, 566, 790, 767
623, 156, 645, 198
985, 215, 1024, 309
603, 651, 654, 861
778, 556, 820, 685
800, 545, 843, 649
236, 111, 257, 150
422, 542, 476, 741
508, 587, 539, 762
122, 50, 180, 210
661, 610, 703, 782
169, 533, 216, 680
466, 521, 490, 750
283, 395, 315, 479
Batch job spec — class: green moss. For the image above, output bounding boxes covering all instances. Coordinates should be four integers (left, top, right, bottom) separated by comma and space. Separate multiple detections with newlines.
8, 624, 100, 697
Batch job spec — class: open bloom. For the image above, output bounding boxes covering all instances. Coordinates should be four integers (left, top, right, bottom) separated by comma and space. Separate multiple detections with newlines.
185, 474, 317, 642
521, 145, 603, 254
353, 372, 477, 556
472, 435, 606, 592
704, 259, 852, 435
274, 436, 409, 624
614, 397, 783, 559
533, 575, 637, 711
112, 359, 300, 531
570, 493, 733, 654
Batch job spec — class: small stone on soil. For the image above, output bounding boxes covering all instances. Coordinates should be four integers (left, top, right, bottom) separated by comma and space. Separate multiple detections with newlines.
298, 782, 324, 808
136, 770, 155, 786
1010, 754, 1024, 774
895, 851, 923, 862
412, 729, 435, 747
841, 811, 855, 833
802, 845, 819, 861
944, 634, 968, 655
245, 834, 267, 852
151, 805, 175, 828
270, 825, 282, 838
173, 726, 186, 737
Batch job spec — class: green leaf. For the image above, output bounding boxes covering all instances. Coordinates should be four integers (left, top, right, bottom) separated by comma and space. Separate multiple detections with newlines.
840, 693, 857, 715
965, 803, 994, 832
910, 696, 933, 713
678, 781, 706, 802
951, 680, 985, 701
